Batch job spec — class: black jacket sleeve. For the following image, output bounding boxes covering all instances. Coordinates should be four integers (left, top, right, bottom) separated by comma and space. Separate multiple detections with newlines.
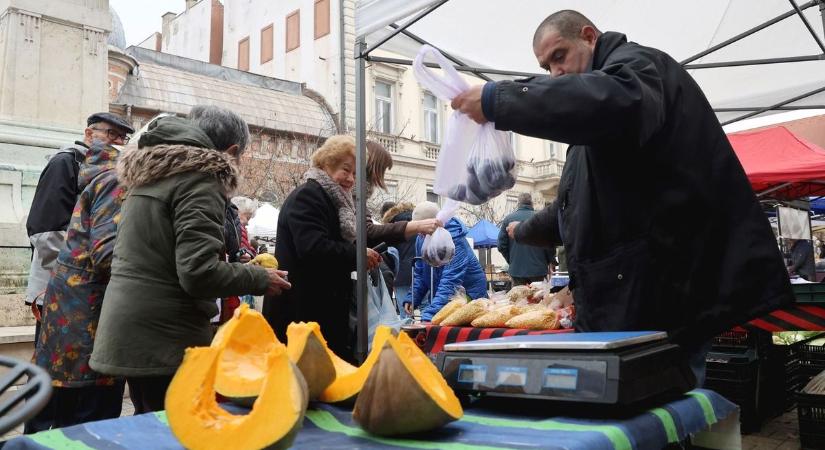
514, 202, 562, 248
492, 47, 666, 148
497, 219, 511, 263
26, 153, 79, 236
288, 186, 357, 270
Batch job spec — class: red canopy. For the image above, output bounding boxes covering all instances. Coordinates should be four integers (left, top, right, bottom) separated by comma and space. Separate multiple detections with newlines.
728, 126, 825, 200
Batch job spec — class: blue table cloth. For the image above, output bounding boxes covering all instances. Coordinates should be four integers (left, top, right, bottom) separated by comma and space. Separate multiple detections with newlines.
3, 389, 738, 450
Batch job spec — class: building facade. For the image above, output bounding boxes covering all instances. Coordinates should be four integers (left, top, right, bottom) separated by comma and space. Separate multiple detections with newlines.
141, 0, 567, 226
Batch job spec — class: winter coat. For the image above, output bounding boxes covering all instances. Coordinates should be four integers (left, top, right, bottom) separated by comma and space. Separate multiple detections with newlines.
90, 118, 270, 377
406, 218, 487, 322
25, 142, 86, 306
382, 202, 416, 287
498, 205, 555, 278
789, 240, 815, 281
263, 179, 357, 359
491, 32, 793, 347
34, 143, 123, 387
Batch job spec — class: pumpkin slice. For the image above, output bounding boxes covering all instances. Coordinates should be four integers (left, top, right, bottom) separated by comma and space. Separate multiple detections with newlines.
166, 345, 308, 450
287, 322, 337, 400
211, 304, 279, 406
318, 325, 394, 404
352, 332, 463, 435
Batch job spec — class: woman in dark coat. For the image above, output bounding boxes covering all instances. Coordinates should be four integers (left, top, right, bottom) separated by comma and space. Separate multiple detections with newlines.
264, 136, 383, 360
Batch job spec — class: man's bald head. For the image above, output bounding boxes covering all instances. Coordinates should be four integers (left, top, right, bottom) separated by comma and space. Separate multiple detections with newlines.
532, 10, 601, 49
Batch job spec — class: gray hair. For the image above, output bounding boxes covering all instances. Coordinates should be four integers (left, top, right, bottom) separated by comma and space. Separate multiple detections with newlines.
533, 10, 601, 48
189, 105, 250, 153
517, 192, 533, 206
231, 196, 258, 215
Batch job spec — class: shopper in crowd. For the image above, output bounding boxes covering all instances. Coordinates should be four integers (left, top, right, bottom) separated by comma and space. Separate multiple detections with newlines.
26, 142, 126, 432
403, 201, 487, 322
498, 193, 555, 286
788, 239, 815, 281
23, 112, 132, 434
382, 201, 417, 317
264, 135, 383, 361
232, 196, 260, 309
451, 10, 793, 385
90, 107, 290, 414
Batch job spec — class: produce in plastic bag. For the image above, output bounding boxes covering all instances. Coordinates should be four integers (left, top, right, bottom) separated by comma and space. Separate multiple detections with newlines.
413, 45, 516, 205
505, 309, 559, 330
422, 227, 455, 267
431, 292, 468, 325
440, 298, 489, 327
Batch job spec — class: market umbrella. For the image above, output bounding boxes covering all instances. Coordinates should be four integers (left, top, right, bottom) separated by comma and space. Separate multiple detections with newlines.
467, 219, 499, 249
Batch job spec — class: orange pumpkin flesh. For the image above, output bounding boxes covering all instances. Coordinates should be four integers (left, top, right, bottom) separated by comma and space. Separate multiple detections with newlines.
287, 322, 337, 400
352, 332, 463, 435
165, 345, 308, 450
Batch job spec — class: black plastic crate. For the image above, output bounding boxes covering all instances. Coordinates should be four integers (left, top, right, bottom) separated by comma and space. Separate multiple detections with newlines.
705, 352, 758, 382
800, 341, 825, 364
711, 329, 772, 354
796, 392, 825, 449
792, 283, 825, 304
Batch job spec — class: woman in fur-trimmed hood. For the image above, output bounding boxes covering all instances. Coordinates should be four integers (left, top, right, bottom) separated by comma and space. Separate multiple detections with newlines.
90, 111, 288, 414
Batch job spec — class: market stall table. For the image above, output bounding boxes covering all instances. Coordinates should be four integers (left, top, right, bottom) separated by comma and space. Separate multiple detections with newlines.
3, 389, 739, 450
416, 325, 573, 354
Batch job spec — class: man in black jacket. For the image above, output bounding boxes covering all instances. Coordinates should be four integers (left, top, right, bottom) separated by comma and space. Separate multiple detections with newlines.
26, 112, 133, 318
452, 10, 793, 384
23, 112, 132, 433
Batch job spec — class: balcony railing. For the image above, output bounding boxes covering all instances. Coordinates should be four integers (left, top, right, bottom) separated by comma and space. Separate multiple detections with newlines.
369, 132, 399, 153
533, 159, 564, 177
423, 143, 440, 160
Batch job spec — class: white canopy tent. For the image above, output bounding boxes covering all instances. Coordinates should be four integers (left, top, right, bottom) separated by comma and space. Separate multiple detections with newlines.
350, 0, 825, 360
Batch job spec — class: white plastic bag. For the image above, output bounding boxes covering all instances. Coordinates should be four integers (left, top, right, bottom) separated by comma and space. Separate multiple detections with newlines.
413, 45, 517, 206
422, 226, 455, 268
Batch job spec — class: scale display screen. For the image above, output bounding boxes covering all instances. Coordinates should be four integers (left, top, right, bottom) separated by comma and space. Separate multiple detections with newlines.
496, 366, 528, 386
457, 364, 487, 383
544, 368, 578, 390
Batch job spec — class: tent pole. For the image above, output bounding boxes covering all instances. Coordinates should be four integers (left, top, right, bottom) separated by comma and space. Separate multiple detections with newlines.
388, 23, 493, 82
714, 105, 825, 112
354, 37, 369, 364
789, 0, 825, 52
360, 0, 449, 58
680, 0, 818, 65
365, 55, 543, 78
721, 84, 825, 126
685, 53, 824, 69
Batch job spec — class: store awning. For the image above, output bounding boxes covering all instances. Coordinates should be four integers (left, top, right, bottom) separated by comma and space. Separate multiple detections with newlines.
728, 126, 825, 199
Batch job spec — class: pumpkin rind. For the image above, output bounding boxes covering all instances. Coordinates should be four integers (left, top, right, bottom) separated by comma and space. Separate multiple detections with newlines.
352, 332, 463, 435
287, 322, 337, 400
166, 345, 308, 450
318, 325, 394, 404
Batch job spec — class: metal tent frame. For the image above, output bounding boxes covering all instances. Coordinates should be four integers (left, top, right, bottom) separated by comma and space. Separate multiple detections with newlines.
351, 0, 825, 361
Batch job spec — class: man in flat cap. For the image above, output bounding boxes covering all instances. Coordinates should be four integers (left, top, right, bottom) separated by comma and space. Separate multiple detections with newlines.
22, 112, 133, 433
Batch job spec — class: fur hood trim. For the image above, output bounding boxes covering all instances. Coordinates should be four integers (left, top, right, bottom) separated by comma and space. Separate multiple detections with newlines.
117, 144, 239, 194
382, 201, 415, 224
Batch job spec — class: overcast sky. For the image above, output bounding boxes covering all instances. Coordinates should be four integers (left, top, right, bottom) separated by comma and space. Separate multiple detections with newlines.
110, 0, 181, 45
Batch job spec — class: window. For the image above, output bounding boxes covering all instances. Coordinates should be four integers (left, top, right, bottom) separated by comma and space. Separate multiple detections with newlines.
286, 10, 300, 52
426, 186, 440, 205
385, 179, 398, 198
314, 0, 330, 39
546, 141, 565, 160
261, 24, 273, 63
238, 37, 250, 71
423, 92, 439, 143
374, 80, 393, 134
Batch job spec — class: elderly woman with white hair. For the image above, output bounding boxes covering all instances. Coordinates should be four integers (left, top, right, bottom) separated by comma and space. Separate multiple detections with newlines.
403, 201, 488, 322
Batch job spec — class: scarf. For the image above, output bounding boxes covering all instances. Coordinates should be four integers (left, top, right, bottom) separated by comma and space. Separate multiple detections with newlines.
304, 167, 357, 243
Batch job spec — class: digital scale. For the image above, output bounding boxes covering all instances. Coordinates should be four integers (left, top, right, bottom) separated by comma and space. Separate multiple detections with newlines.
436, 331, 696, 405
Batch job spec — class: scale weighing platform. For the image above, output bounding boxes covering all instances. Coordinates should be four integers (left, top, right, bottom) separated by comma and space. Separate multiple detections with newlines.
436, 331, 696, 405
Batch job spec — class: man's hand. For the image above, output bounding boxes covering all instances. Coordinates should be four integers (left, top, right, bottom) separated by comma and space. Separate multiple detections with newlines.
404, 302, 413, 316
367, 248, 383, 271
451, 85, 487, 124
239, 253, 252, 264
265, 269, 292, 296
507, 221, 521, 239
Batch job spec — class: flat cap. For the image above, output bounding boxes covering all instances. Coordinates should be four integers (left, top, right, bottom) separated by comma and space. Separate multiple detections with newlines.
86, 112, 135, 133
